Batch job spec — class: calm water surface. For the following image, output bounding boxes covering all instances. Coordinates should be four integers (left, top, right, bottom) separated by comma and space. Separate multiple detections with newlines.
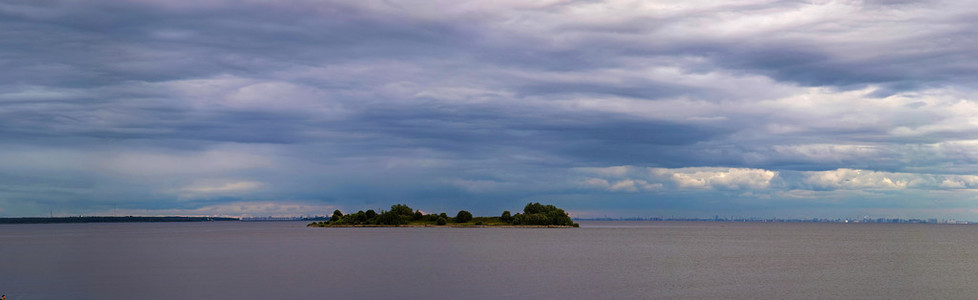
2, 221, 978, 299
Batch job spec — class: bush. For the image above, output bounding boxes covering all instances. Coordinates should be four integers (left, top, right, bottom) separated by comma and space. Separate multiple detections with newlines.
354, 211, 368, 224
376, 210, 405, 225
512, 203, 576, 226
436, 217, 447, 225
391, 204, 414, 217
501, 211, 512, 223
523, 203, 541, 214
330, 209, 343, 223
523, 202, 558, 215
455, 210, 473, 223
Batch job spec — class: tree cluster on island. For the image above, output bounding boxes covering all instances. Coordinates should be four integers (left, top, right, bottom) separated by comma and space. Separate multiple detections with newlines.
308, 202, 578, 227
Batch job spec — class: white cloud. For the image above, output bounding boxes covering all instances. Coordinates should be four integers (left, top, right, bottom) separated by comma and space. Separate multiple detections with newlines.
611, 179, 662, 192
170, 180, 266, 200
801, 169, 978, 190
803, 168, 918, 190
177, 181, 264, 194
162, 75, 346, 116
651, 167, 777, 190
578, 166, 978, 193
581, 177, 612, 188
573, 166, 634, 177
577, 166, 777, 191
578, 177, 661, 193
772, 144, 880, 162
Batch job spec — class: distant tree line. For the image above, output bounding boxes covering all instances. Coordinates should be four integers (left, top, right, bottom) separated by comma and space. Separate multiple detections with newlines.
0, 216, 238, 224
311, 202, 578, 227
321, 204, 460, 226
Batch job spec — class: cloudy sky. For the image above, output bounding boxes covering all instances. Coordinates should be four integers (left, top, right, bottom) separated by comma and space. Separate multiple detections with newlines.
2, 0, 978, 219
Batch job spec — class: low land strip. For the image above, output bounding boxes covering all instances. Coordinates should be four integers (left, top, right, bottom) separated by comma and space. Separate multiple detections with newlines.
309, 202, 579, 228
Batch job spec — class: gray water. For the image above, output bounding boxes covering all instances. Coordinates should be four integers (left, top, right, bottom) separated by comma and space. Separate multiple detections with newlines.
2, 221, 978, 299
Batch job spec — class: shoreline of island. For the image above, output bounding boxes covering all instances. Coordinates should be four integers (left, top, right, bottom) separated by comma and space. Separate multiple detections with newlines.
310, 224, 577, 228
308, 202, 579, 228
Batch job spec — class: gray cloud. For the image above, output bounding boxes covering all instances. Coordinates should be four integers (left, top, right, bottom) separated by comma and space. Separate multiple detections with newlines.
2, 0, 978, 218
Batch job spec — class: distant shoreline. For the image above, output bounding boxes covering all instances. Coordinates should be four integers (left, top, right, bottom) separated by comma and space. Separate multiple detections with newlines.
0, 216, 239, 224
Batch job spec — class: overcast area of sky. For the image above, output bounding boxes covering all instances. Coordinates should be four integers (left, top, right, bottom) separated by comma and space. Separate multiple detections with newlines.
2, 0, 978, 219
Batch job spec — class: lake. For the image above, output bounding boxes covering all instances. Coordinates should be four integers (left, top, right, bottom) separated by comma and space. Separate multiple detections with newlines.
2, 221, 978, 299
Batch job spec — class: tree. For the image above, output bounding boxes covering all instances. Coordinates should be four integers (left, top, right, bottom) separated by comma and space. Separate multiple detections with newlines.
514, 203, 576, 226
455, 210, 473, 223
546, 209, 574, 226
521, 212, 549, 225
523, 202, 546, 214
376, 210, 405, 225
501, 211, 513, 223
308, 202, 578, 227
330, 210, 343, 223
391, 204, 414, 216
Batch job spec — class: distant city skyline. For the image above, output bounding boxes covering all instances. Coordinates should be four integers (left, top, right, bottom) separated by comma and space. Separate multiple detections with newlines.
3, 1, 978, 219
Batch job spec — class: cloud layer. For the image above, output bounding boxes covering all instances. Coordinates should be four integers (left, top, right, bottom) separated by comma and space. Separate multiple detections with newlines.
3, 0, 978, 219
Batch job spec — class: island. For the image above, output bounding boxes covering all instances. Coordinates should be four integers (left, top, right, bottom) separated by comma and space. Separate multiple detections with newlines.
308, 202, 579, 228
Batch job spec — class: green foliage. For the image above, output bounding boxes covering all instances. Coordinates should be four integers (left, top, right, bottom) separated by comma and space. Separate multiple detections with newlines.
523, 203, 546, 214
335, 210, 367, 225
330, 209, 343, 223
376, 210, 405, 225
501, 211, 512, 223
524, 202, 564, 215
354, 210, 368, 223
390, 204, 414, 216
513, 202, 577, 226
455, 210, 473, 223
308, 203, 577, 227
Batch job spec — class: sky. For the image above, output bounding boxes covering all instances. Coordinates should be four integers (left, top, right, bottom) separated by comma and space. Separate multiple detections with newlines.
2, 0, 978, 219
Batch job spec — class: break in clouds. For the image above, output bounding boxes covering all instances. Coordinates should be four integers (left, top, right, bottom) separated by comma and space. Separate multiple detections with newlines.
2, 0, 978, 219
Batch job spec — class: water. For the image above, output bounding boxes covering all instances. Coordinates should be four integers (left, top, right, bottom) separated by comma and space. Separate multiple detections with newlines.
3, 221, 978, 299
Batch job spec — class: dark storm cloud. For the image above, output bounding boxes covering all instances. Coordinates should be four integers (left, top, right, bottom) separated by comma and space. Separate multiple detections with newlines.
0, 0, 478, 87
357, 104, 720, 144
